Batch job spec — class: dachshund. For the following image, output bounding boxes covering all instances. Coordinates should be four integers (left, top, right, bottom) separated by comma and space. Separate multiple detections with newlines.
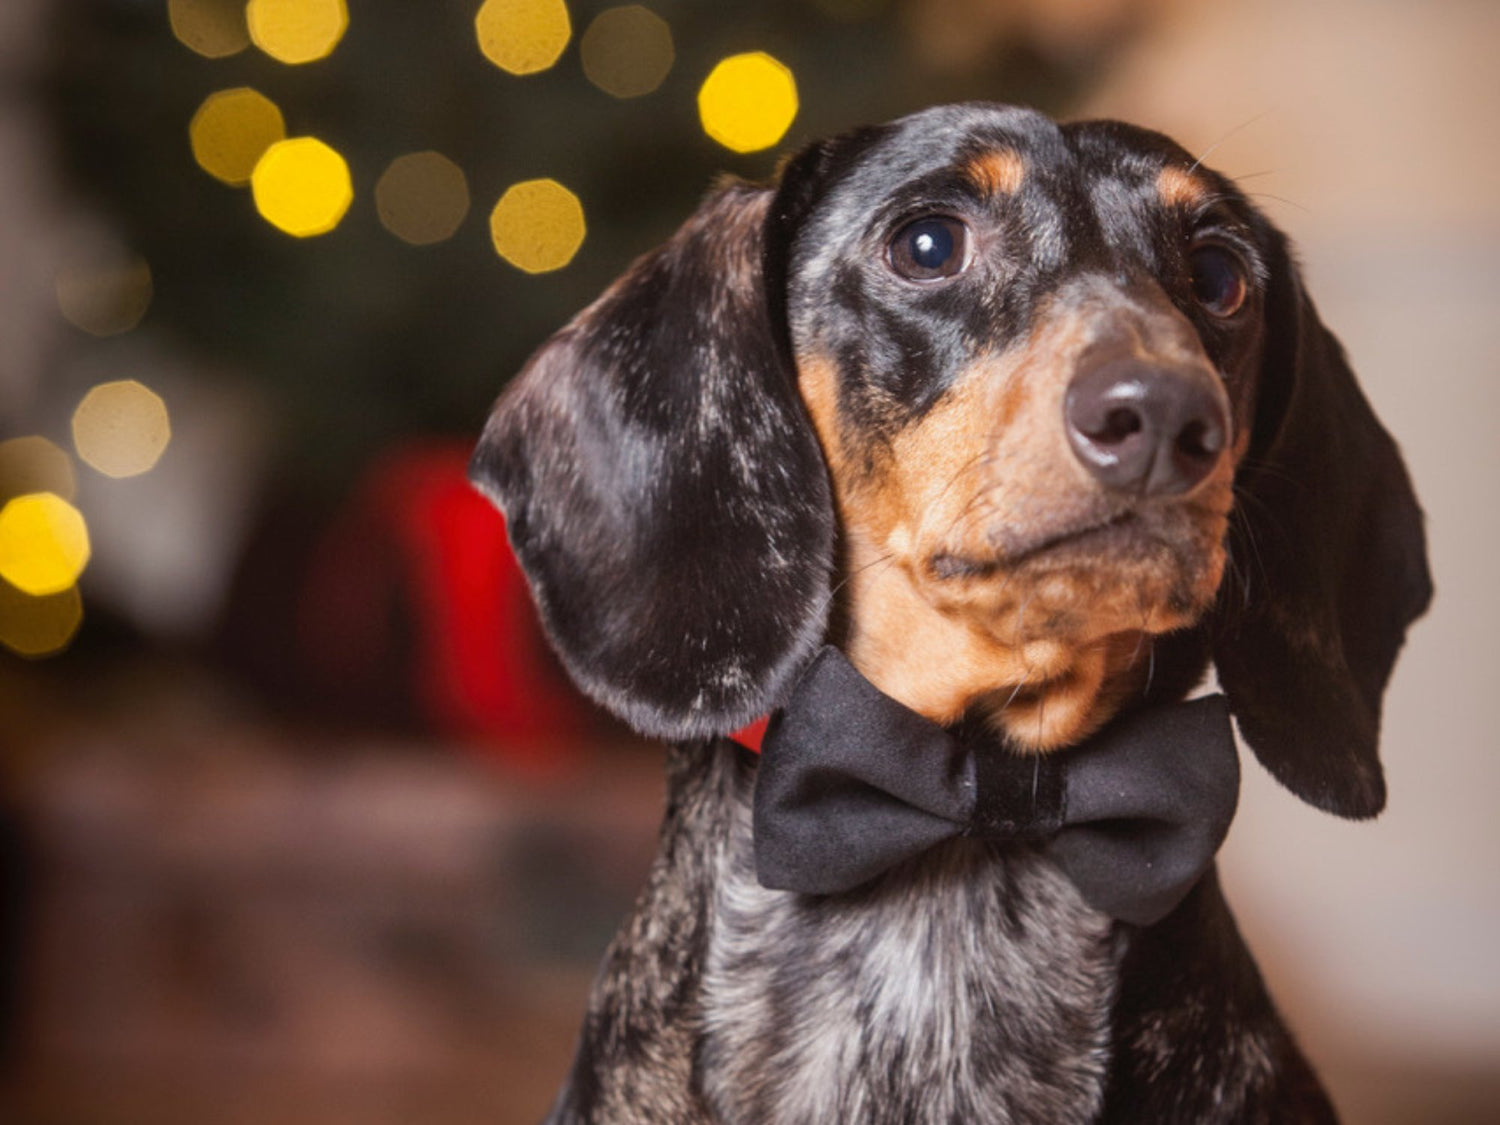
470, 104, 1432, 1124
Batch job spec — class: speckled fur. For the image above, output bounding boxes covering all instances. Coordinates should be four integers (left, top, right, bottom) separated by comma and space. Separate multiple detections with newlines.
544, 740, 1341, 1125
547, 740, 1116, 1125
699, 751, 1115, 1125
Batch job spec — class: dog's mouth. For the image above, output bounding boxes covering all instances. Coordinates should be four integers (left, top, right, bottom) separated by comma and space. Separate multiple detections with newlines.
929, 509, 1169, 580
920, 499, 1229, 649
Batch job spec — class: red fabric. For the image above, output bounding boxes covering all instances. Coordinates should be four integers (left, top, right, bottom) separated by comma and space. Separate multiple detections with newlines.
300, 442, 585, 770
732, 715, 769, 754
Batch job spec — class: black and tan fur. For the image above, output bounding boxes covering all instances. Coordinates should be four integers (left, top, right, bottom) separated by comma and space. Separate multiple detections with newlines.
471, 104, 1431, 1123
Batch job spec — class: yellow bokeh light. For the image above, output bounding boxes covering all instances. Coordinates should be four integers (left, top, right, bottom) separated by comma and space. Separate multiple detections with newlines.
0, 437, 76, 503
0, 494, 90, 598
476, 0, 572, 76
489, 179, 586, 273
0, 581, 83, 659
698, 51, 799, 154
169, 0, 251, 58
251, 136, 354, 238
55, 254, 153, 337
247, 0, 348, 65
581, 6, 674, 99
190, 86, 287, 186
375, 152, 470, 246
71, 380, 172, 480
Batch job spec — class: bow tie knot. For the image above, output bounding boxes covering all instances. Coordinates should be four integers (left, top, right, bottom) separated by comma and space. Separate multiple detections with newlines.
752, 646, 1239, 926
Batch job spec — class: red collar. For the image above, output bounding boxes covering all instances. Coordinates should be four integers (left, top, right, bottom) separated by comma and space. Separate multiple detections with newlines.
731, 714, 769, 753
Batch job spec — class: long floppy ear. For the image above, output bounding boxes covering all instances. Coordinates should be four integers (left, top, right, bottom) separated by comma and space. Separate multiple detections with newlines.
1213, 227, 1432, 818
468, 180, 834, 740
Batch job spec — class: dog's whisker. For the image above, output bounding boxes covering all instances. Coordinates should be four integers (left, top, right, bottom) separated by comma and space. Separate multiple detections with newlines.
1228, 488, 1277, 597
1233, 455, 1304, 488
815, 549, 898, 621
999, 673, 1032, 712
1242, 190, 1310, 214
1188, 108, 1276, 174
946, 488, 997, 543
1128, 612, 1149, 669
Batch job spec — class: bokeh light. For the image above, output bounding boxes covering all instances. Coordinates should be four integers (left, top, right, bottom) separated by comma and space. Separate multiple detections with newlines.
190, 86, 287, 187
375, 152, 471, 246
168, 0, 251, 59
71, 380, 173, 480
55, 253, 153, 337
697, 51, 799, 154
489, 179, 586, 273
0, 494, 90, 598
0, 437, 77, 503
475, 0, 572, 76
580, 6, 674, 99
246, 0, 349, 66
0, 581, 83, 659
251, 136, 354, 238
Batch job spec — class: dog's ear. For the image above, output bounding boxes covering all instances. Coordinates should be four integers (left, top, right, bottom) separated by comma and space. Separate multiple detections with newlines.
469, 179, 834, 740
1213, 227, 1432, 818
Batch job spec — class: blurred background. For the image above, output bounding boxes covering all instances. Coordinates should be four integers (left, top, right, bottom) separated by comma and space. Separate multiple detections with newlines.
0, 0, 1494, 1121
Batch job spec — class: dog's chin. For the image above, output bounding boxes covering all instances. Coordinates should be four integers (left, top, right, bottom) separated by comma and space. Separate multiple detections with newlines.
837, 504, 1226, 749
905, 519, 1225, 751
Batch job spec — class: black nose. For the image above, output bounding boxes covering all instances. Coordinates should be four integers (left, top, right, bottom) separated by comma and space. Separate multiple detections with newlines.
1064, 360, 1230, 497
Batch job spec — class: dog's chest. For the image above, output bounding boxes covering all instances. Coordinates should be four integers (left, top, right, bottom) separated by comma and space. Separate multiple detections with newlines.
696, 767, 1121, 1125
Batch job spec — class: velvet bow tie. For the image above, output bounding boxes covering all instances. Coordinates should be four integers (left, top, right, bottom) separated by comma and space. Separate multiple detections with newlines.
752, 646, 1239, 926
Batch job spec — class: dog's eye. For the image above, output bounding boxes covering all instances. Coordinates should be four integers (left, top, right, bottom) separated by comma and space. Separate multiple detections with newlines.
889, 217, 969, 281
1188, 245, 1248, 318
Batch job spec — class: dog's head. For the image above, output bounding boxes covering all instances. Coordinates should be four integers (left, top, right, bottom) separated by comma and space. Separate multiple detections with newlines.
471, 104, 1431, 819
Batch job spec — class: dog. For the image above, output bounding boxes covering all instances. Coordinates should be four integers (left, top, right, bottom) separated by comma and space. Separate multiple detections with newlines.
470, 104, 1432, 1123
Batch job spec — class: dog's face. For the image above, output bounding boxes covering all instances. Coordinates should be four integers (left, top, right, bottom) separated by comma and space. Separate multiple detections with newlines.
780, 106, 1273, 745
474, 105, 1430, 817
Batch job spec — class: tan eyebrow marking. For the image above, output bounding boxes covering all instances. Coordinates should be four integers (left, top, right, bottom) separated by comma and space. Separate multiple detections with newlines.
1157, 164, 1210, 209
962, 149, 1027, 197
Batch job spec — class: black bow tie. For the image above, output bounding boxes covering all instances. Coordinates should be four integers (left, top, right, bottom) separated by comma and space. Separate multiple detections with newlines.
752, 647, 1239, 926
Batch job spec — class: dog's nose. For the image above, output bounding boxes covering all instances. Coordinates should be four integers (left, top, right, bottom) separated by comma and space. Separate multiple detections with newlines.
1064, 360, 1230, 497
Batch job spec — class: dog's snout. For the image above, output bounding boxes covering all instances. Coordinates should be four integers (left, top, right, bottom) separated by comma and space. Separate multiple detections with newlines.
1064, 359, 1230, 497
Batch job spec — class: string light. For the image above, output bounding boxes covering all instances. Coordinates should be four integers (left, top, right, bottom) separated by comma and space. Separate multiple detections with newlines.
0, 494, 90, 598
251, 136, 354, 238
190, 87, 286, 187
581, 6, 674, 99
475, 0, 572, 76
0, 437, 76, 503
376, 152, 471, 246
71, 380, 172, 480
0, 582, 83, 659
247, 0, 349, 65
698, 51, 799, 154
168, 0, 250, 59
489, 179, 586, 273
55, 253, 153, 338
